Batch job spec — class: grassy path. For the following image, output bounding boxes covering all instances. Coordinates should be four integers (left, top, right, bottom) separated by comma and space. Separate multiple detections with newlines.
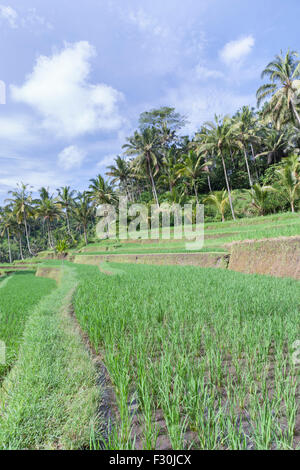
0, 267, 100, 450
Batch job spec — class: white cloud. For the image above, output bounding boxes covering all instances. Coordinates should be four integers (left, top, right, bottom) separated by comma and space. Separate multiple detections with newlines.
0, 115, 37, 144
58, 145, 86, 170
0, 4, 17, 28
11, 41, 124, 138
128, 8, 168, 38
219, 35, 255, 66
96, 154, 116, 169
194, 65, 224, 80
165, 83, 255, 134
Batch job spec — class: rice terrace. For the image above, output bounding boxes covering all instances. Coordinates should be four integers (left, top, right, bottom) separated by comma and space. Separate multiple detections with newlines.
0, 0, 300, 457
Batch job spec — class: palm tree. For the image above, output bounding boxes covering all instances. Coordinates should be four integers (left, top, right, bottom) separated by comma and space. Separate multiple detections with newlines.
275, 154, 300, 212
257, 50, 300, 129
35, 198, 62, 249
0, 206, 14, 263
176, 150, 210, 203
158, 147, 181, 193
6, 183, 35, 256
72, 193, 95, 245
106, 156, 132, 200
193, 126, 214, 192
255, 127, 287, 164
197, 116, 236, 219
123, 128, 161, 207
56, 186, 76, 237
231, 107, 260, 188
250, 183, 276, 216
204, 191, 229, 223
88, 175, 115, 206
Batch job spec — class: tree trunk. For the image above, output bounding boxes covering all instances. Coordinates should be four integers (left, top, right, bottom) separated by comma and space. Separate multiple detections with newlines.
147, 155, 159, 207
291, 100, 300, 128
84, 226, 88, 245
291, 200, 295, 213
19, 236, 24, 260
193, 181, 199, 203
66, 209, 72, 237
7, 229, 12, 264
23, 213, 33, 255
207, 174, 212, 192
221, 154, 236, 220
47, 220, 53, 249
243, 146, 253, 188
250, 143, 260, 179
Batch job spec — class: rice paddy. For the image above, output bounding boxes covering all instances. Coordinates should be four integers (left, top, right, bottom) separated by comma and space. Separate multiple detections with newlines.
73, 262, 300, 450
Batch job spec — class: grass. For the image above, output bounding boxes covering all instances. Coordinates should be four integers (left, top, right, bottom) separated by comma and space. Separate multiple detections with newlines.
76, 212, 300, 255
0, 266, 100, 450
0, 272, 56, 381
73, 262, 300, 450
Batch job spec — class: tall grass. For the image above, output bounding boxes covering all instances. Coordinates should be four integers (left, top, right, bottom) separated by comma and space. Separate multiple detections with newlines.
73, 263, 300, 450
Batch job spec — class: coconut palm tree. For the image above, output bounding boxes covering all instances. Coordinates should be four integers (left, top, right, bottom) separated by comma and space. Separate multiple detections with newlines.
56, 186, 76, 237
123, 128, 161, 207
35, 198, 62, 249
250, 183, 276, 216
176, 150, 210, 203
275, 154, 300, 212
0, 206, 14, 263
257, 50, 300, 129
88, 175, 115, 207
158, 147, 181, 193
72, 193, 95, 245
204, 191, 229, 223
231, 107, 261, 188
106, 156, 132, 200
197, 116, 236, 219
6, 183, 35, 256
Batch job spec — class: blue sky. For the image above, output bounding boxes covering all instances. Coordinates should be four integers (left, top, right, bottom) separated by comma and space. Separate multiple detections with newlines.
0, 0, 299, 201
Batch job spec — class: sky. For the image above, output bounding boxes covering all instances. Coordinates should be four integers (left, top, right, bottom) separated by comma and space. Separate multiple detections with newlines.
0, 0, 299, 201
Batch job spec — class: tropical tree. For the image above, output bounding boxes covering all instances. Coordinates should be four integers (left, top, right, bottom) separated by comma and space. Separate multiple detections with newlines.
204, 191, 229, 223
56, 186, 76, 237
250, 183, 276, 216
275, 154, 300, 212
197, 116, 236, 219
6, 183, 35, 256
106, 156, 132, 200
123, 128, 162, 207
88, 175, 115, 206
0, 206, 14, 263
176, 150, 210, 203
231, 107, 260, 188
35, 198, 62, 249
72, 193, 95, 245
257, 50, 300, 129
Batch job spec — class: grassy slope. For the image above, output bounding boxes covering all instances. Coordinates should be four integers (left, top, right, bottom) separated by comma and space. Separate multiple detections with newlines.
0, 266, 100, 450
73, 262, 300, 450
75, 212, 300, 255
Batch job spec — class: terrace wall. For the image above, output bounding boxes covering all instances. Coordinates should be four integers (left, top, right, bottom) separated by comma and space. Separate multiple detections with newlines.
74, 252, 229, 268
228, 236, 300, 279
